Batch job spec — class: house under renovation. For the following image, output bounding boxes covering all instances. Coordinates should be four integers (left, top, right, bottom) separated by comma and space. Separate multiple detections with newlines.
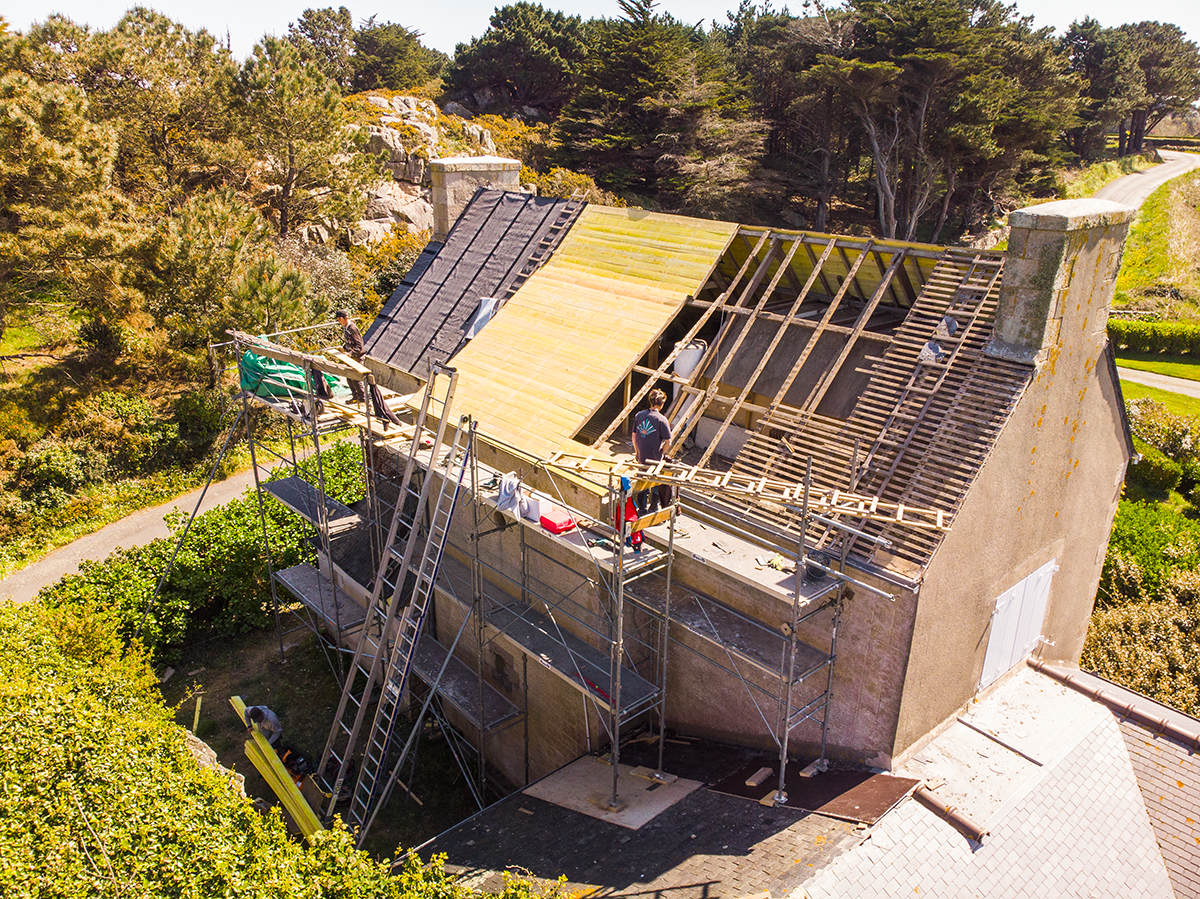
227, 157, 1196, 896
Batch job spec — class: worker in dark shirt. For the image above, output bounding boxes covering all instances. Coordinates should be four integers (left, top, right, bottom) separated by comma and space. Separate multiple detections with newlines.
632, 388, 673, 514
335, 310, 365, 403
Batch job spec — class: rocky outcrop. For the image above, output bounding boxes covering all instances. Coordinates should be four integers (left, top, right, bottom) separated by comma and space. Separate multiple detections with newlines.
349, 94, 499, 246
463, 122, 497, 155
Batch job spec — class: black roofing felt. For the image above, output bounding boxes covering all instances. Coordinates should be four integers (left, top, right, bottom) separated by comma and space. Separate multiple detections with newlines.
364, 189, 572, 378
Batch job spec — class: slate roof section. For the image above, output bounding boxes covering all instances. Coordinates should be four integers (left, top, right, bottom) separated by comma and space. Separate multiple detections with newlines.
422, 767, 860, 899
804, 691, 1174, 898
364, 189, 573, 378
1032, 662, 1200, 899
1123, 725, 1200, 899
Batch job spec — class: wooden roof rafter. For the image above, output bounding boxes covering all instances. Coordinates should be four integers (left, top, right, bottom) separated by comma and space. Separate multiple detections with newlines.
672, 236, 807, 453
694, 237, 836, 469
589, 231, 773, 449
692, 242, 1020, 574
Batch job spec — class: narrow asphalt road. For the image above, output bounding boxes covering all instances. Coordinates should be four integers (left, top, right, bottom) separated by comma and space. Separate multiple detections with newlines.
0, 463, 263, 605
1094, 149, 1200, 206
1117, 367, 1200, 399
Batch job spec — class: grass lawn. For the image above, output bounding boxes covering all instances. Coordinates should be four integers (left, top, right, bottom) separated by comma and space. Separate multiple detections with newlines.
1114, 352, 1200, 381
1119, 380, 1200, 418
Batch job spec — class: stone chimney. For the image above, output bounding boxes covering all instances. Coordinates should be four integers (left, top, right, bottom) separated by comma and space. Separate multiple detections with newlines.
986, 199, 1136, 366
430, 156, 522, 241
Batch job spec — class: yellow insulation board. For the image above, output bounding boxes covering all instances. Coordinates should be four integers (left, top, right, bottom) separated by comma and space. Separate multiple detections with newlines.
447, 206, 738, 458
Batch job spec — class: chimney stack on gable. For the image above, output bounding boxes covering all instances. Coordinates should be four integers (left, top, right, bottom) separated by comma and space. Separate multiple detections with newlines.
986, 199, 1136, 366
430, 156, 522, 241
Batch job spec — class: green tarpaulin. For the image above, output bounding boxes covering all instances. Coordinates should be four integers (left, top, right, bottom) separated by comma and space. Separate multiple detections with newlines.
239, 349, 346, 399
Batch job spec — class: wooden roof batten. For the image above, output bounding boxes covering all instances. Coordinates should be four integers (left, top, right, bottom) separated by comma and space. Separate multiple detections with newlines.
707, 245, 1020, 571
605, 230, 1017, 574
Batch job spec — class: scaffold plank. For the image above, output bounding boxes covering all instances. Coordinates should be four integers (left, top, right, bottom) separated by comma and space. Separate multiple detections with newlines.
486, 604, 659, 719
274, 563, 367, 630
411, 634, 522, 732
264, 476, 362, 533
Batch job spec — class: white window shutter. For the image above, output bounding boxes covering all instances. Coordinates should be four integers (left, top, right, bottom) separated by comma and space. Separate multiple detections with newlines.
980, 558, 1057, 688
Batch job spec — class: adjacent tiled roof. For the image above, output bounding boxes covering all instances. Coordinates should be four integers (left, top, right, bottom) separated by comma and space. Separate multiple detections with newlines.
1033, 662, 1200, 899
804, 713, 1172, 898
364, 189, 572, 377
1123, 725, 1200, 899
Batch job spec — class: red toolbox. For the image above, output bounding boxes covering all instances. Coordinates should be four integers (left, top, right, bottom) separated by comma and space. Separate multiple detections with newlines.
540, 506, 576, 534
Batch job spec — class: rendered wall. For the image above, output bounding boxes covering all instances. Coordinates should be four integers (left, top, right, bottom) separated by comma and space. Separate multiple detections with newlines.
891, 200, 1135, 759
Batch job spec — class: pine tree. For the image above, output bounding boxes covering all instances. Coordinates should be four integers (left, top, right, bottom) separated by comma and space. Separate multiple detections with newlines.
236, 37, 382, 237
0, 70, 137, 335
555, 0, 711, 197
449, 3, 587, 114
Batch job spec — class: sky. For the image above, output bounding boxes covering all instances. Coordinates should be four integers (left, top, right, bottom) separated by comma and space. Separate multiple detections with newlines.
4, 0, 1198, 60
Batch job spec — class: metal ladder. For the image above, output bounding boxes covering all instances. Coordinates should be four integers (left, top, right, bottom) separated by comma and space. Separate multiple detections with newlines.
500, 191, 586, 300
346, 415, 474, 832
317, 364, 458, 817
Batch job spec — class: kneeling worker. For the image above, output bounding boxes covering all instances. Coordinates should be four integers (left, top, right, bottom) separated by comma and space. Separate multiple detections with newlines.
245, 705, 282, 746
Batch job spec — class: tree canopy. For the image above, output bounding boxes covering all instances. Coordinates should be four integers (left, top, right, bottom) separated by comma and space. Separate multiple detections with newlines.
449, 3, 588, 113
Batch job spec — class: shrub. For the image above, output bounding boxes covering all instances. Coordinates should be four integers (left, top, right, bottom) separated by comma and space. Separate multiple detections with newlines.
1107, 319, 1200, 355
474, 114, 553, 170
0, 600, 432, 897
36, 440, 365, 661
15, 440, 108, 505
76, 316, 125, 359
349, 230, 429, 318
1126, 437, 1182, 493
0, 400, 42, 448
61, 391, 176, 471
1099, 499, 1200, 602
1096, 551, 1149, 608
172, 389, 225, 458
1181, 457, 1200, 495
520, 166, 627, 206
1082, 600, 1200, 716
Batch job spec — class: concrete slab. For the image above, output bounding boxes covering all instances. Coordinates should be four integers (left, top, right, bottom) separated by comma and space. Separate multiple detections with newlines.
522, 755, 702, 830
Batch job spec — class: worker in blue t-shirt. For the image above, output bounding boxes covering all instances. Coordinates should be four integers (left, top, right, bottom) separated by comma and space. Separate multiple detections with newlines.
632, 388, 674, 514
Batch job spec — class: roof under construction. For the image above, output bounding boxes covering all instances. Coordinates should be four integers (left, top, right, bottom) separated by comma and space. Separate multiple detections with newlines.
367, 190, 1031, 576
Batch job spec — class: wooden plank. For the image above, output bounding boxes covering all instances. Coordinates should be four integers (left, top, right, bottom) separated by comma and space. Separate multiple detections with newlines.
326, 349, 370, 376
230, 695, 323, 840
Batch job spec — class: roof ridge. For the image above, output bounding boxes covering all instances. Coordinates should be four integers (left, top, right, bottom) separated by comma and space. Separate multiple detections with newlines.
1029, 658, 1200, 751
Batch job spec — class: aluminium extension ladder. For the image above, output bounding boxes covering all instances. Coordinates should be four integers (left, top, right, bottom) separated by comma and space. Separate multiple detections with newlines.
317, 364, 457, 821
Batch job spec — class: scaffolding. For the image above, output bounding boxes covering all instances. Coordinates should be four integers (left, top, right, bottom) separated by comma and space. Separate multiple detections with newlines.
223, 316, 950, 842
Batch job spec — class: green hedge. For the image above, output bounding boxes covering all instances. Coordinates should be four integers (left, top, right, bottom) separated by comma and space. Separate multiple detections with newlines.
1127, 436, 1183, 493
1107, 319, 1200, 355
0, 601, 398, 896
1098, 499, 1200, 606
0, 599, 563, 896
36, 441, 365, 663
